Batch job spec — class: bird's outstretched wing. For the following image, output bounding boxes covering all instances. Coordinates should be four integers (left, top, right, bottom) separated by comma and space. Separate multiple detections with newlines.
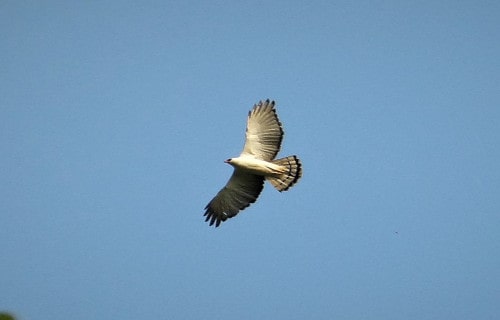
204, 170, 264, 227
241, 99, 284, 161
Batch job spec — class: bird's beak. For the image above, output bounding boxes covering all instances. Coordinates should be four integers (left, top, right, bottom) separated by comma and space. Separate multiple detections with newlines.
224, 159, 229, 163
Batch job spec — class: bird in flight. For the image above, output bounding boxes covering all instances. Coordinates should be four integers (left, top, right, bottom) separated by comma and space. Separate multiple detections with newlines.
204, 99, 302, 227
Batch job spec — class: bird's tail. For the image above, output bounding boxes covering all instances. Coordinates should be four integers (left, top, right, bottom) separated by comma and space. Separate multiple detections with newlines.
267, 155, 302, 192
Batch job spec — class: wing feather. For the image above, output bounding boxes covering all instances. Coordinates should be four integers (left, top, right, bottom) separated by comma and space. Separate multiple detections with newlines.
241, 99, 284, 161
204, 170, 265, 227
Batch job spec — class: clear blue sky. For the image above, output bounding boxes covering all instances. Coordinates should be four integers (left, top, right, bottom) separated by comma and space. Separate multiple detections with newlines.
1, 1, 499, 319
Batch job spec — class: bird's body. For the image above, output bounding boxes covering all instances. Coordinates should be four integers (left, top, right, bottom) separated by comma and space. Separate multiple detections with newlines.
226, 156, 287, 177
204, 99, 302, 227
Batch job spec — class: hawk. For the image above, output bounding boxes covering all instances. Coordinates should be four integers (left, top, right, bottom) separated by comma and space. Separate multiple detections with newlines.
204, 99, 302, 227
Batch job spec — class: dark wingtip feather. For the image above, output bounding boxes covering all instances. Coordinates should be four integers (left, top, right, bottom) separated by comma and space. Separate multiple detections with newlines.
204, 206, 221, 228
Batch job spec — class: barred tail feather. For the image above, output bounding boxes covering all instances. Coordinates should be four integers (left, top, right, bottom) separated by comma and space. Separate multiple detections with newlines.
267, 155, 302, 192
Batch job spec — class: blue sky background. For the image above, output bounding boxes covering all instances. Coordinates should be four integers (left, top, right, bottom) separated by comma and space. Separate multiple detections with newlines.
1, 1, 499, 319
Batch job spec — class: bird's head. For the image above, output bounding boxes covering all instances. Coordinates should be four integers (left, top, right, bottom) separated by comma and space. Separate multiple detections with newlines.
224, 158, 232, 164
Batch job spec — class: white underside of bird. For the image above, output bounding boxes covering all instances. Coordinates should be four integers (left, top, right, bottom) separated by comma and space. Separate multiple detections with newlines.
225, 156, 289, 176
